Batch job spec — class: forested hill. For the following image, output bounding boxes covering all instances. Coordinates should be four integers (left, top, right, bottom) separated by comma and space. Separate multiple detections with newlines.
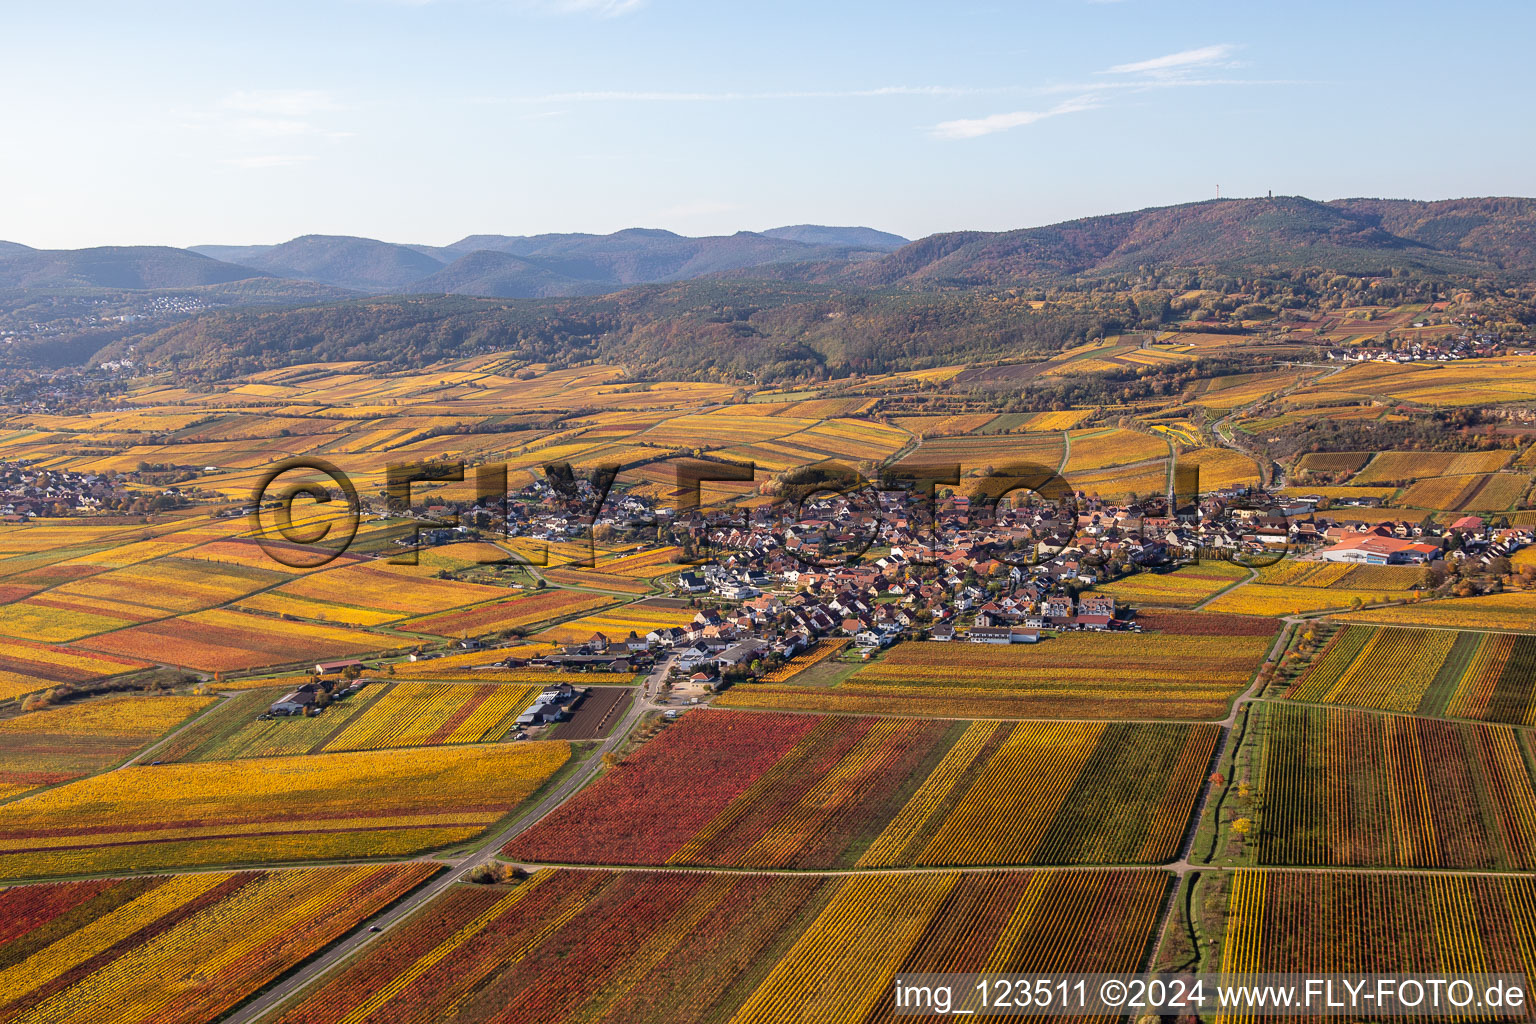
804, 197, 1536, 287
96, 257, 1501, 383
38, 195, 1536, 381
99, 284, 1110, 381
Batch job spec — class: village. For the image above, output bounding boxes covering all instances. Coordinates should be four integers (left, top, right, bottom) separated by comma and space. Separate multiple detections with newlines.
298, 472, 1534, 711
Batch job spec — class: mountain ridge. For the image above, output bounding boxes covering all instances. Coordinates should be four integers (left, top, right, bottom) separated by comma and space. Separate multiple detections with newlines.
12, 198, 1536, 299
183, 225, 910, 295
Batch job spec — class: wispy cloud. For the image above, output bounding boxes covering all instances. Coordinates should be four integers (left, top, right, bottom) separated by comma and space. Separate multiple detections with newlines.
489, 85, 997, 104
222, 154, 316, 169
186, 90, 351, 170
550, 0, 644, 14
358, 0, 645, 13
222, 89, 341, 118
484, 40, 1280, 144
931, 96, 1101, 140
931, 43, 1271, 139
1102, 44, 1239, 77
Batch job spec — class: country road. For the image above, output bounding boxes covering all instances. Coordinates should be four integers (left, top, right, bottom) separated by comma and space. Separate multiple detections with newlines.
223, 659, 668, 1024
219, 354, 1404, 1021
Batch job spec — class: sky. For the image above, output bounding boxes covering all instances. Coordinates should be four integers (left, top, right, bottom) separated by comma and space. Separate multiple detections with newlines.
4, 0, 1534, 249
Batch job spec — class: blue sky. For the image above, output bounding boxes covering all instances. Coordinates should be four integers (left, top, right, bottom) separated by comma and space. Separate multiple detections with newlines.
4, 0, 1533, 248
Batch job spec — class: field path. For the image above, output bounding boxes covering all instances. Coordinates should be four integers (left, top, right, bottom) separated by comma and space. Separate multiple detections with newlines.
1190, 564, 1258, 611
1163, 617, 1295, 874
1208, 360, 1346, 488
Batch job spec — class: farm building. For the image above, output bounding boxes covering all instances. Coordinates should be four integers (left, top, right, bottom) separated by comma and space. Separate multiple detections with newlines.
269, 689, 317, 716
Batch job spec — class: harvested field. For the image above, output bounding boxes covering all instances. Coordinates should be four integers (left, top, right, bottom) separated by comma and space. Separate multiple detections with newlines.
554, 686, 631, 740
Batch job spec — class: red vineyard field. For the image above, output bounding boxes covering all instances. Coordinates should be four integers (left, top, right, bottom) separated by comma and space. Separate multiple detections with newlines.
275, 868, 1169, 1024
506, 710, 1218, 868
0, 863, 437, 1024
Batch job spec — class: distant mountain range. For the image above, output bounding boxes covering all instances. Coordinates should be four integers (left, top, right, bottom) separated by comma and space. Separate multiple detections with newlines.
184, 226, 907, 296
0, 226, 907, 296
0, 244, 276, 290
5, 198, 1536, 299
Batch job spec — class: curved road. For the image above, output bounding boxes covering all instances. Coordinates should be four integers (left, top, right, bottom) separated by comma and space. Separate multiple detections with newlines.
225, 658, 672, 1024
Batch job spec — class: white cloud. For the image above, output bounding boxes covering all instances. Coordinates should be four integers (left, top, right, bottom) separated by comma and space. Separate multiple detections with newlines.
1103, 44, 1238, 77
232, 117, 331, 139
210, 90, 352, 141
222, 89, 341, 118
356, 0, 645, 13
493, 85, 994, 104
223, 154, 316, 169
931, 96, 1100, 140
551, 0, 644, 14
180, 90, 352, 171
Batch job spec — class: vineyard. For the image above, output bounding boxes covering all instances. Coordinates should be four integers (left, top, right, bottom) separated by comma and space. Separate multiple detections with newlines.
155, 682, 545, 760
1337, 591, 1536, 631
1203, 583, 1392, 616
1350, 449, 1514, 484
757, 638, 852, 682
5, 323, 1536, 1018
0, 695, 213, 801
587, 546, 685, 577
1254, 560, 1427, 591
260, 560, 508, 619
914, 432, 1066, 477
1178, 448, 1263, 490
1285, 625, 1536, 723
1199, 870, 1536, 988
151, 686, 386, 761
0, 743, 568, 879
319, 682, 542, 751
1296, 451, 1372, 474
534, 600, 699, 644
0, 640, 153, 703
401, 589, 617, 636
0, 863, 436, 1024
75, 609, 412, 672
1063, 427, 1169, 472
506, 711, 1217, 868
719, 620, 1274, 719
1251, 704, 1536, 870
1094, 561, 1250, 608
541, 567, 654, 593
272, 868, 1168, 1024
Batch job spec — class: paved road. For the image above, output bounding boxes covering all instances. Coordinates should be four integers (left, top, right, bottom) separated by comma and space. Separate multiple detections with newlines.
224, 660, 666, 1024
